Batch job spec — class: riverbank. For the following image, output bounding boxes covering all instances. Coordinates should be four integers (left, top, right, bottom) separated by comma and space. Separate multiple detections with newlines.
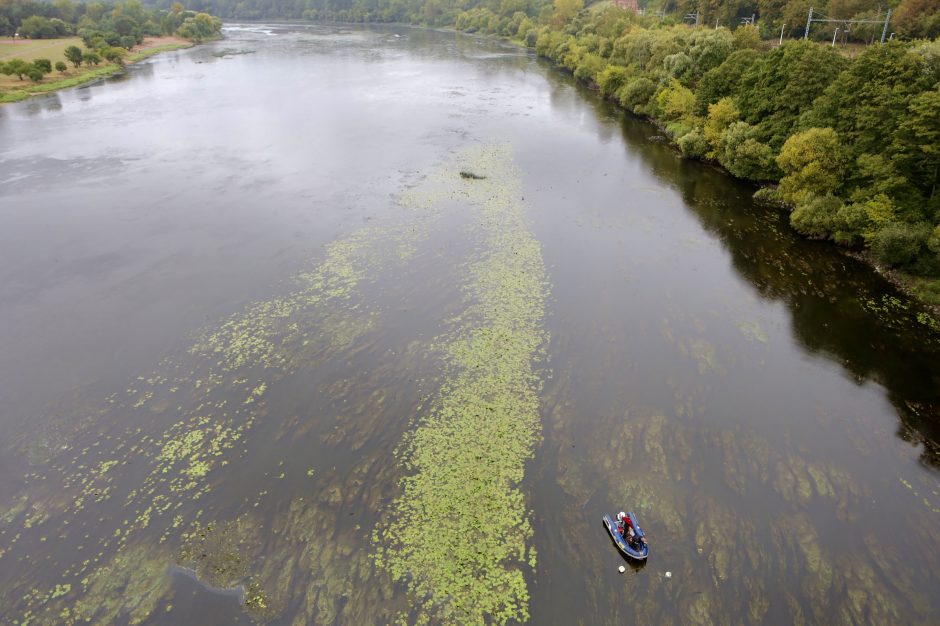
0, 36, 193, 104
498, 30, 940, 318
614, 96, 940, 315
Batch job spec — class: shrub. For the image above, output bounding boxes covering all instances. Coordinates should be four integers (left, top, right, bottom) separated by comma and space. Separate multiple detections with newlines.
33, 58, 52, 73
596, 65, 628, 98
929, 224, 940, 255
574, 53, 606, 84
662, 51, 691, 81
790, 194, 844, 238
656, 78, 695, 121
64, 45, 83, 67
3, 58, 30, 79
665, 120, 693, 140
678, 128, 708, 159
524, 28, 539, 47
733, 25, 761, 50
535, 30, 565, 58
703, 97, 739, 157
617, 77, 656, 113
871, 222, 933, 267
718, 122, 776, 180
832, 202, 869, 245
777, 128, 848, 204
753, 187, 784, 205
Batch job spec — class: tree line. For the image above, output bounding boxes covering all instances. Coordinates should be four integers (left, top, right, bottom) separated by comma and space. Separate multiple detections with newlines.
0, 0, 223, 45
514, 6, 939, 286
0, 0, 221, 86
144, 0, 940, 41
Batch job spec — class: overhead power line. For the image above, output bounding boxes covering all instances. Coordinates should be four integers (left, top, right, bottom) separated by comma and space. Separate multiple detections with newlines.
804, 7, 893, 44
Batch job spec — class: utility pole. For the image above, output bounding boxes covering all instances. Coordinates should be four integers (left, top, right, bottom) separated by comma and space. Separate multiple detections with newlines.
804, 7, 813, 40
880, 9, 892, 43
832, 27, 839, 46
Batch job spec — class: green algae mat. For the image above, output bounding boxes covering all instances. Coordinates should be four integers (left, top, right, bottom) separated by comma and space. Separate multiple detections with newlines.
0, 145, 550, 626
376, 146, 547, 624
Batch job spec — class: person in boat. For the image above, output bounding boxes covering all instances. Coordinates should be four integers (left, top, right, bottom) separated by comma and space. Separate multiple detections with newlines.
618, 511, 645, 550
617, 511, 635, 541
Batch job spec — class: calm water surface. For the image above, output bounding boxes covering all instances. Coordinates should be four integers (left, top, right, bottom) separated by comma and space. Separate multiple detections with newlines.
1, 23, 939, 625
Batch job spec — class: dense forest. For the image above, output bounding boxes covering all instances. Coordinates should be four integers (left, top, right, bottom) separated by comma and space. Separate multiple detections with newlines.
0, 0, 223, 44
509, 5, 939, 302
527, 13, 940, 286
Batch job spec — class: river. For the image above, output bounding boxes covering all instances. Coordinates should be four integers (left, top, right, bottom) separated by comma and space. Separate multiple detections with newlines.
1, 23, 938, 625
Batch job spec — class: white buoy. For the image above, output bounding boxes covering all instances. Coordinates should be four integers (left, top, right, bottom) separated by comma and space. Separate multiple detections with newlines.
665, 571, 672, 578
618, 565, 626, 573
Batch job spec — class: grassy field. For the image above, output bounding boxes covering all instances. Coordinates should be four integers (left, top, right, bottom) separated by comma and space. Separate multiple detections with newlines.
0, 36, 191, 103
0, 37, 85, 62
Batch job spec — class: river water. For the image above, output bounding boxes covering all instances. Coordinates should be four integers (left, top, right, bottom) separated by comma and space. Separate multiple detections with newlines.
1, 23, 939, 625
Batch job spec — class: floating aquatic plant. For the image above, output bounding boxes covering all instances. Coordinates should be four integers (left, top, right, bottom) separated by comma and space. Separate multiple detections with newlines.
377, 145, 549, 625
0, 183, 450, 624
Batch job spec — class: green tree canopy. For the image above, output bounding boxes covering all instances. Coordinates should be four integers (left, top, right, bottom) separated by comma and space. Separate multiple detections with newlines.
694, 48, 759, 115
805, 42, 934, 161
777, 127, 848, 204
893, 0, 940, 40
64, 45, 84, 67
552, 0, 583, 26
892, 85, 940, 215
2, 58, 31, 80
736, 40, 847, 150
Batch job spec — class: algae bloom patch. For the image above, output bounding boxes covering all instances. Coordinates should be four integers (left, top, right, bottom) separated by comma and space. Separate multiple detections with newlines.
377, 146, 549, 625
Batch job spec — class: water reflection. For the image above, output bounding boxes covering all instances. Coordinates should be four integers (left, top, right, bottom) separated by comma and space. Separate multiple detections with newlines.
567, 77, 940, 467
20, 92, 63, 116
527, 63, 940, 625
127, 59, 157, 84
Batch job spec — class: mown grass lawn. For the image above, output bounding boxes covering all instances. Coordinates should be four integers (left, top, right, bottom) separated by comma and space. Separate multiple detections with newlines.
0, 36, 84, 63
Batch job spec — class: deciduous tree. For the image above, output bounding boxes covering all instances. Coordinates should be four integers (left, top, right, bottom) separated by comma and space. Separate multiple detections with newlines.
777, 127, 848, 204
64, 45, 83, 67
552, 0, 582, 27
3, 58, 30, 80
736, 40, 847, 150
893, 0, 940, 39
